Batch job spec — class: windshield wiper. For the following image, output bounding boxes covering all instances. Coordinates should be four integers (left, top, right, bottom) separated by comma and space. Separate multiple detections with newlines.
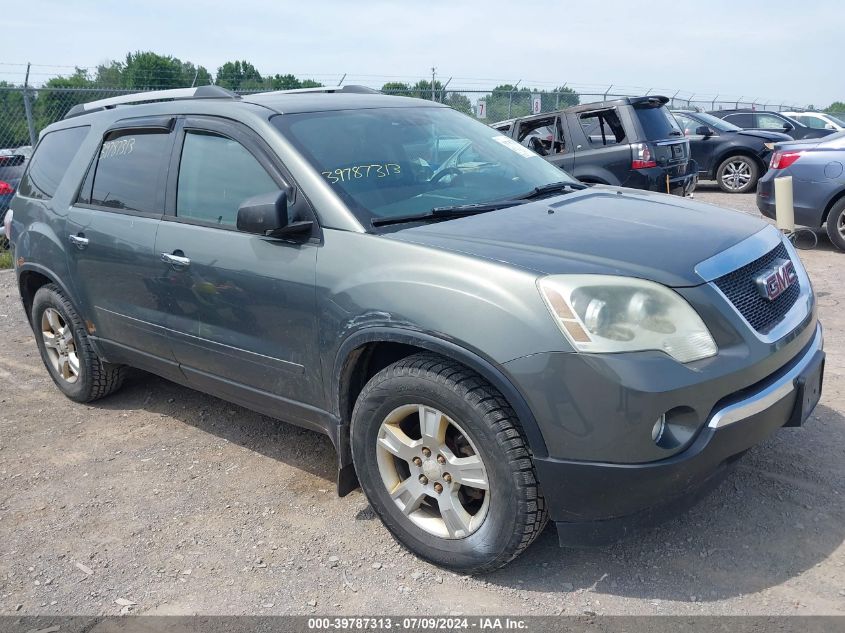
371, 200, 527, 228
517, 180, 587, 200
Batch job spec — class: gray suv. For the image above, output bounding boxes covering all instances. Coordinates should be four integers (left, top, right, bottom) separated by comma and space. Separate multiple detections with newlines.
7, 86, 825, 573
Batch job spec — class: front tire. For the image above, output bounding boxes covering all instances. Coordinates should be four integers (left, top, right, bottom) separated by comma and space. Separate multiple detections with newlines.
350, 353, 547, 573
825, 198, 845, 252
716, 155, 759, 193
31, 284, 126, 402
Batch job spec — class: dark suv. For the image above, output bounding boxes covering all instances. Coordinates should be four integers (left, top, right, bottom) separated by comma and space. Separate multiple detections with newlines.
493, 96, 697, 196
7, 86, 824, 573
707, 109, 834, 141
672, 110, 791, 193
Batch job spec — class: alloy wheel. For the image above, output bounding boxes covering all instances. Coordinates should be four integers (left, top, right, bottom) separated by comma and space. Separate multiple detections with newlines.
40, 308, 80, 383
721, 160, 753, 191
375, 404, 490, 539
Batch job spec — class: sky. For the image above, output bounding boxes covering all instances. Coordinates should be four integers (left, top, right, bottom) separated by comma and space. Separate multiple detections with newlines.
4, 0, 842, 108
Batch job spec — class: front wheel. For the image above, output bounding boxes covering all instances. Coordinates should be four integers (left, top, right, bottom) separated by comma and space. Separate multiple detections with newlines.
716, 155, 760, 193
350, 353, 547, 573
826, 197, 845, 252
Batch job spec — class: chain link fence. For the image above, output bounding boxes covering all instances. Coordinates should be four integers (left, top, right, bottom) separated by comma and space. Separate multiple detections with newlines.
0, 83, 816, 153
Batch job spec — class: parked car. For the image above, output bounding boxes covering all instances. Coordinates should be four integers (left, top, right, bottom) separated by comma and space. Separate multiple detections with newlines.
672, 110, 791, 193
9, 86, 824, 573
782, 111, 845, 133
707, 109, 834, 141
757, 132, 845, 251
493, 96, 697, 196
0, 147, 30, 234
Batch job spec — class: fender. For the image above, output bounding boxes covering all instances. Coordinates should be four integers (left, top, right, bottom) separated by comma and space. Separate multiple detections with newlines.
16, 261, 81, 324
333, 327, 550, 465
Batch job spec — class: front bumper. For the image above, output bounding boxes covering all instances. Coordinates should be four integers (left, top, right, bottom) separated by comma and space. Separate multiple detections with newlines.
530, 323, 824, 546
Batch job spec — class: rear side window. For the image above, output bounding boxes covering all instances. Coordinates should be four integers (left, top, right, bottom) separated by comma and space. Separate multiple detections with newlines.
176, 131, 277, 226
723, 113, 753, 128
86, 130, 171, 212
634, 105, 682, 140
579, 109, 626, 146
18, 126, 89, 200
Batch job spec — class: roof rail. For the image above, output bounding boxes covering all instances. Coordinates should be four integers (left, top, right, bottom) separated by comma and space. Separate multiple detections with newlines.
64, 85, 240, 119
248, 85, 381, 97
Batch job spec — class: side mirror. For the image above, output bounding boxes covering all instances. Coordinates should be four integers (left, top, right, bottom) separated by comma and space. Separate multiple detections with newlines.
695, 125, 714, 137
825, 124, 836, 130
236, 189, 313, 238
782, 123, 794, 131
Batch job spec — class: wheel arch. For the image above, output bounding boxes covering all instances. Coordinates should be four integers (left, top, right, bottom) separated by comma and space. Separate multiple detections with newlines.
17, 263, 81, 326
332, 328, 550, 494
822, 187, 845, 225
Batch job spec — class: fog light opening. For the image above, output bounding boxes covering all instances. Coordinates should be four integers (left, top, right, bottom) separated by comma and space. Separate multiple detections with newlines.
651, 414, 667, 444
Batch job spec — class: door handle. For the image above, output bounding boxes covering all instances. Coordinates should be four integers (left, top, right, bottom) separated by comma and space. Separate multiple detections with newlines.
161, 252, 191, 268
68, 234, 89, 249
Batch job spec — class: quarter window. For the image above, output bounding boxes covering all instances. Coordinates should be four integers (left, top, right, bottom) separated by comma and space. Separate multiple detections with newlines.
176, 131, 277, 227
87, 129, 171, 212
18, 126, 89, 200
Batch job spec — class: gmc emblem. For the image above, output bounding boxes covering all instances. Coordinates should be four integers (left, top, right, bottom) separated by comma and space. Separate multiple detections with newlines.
755, 258, 797, 301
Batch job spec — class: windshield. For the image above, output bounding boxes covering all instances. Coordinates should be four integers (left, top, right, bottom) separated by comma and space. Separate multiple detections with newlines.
827, 113, 845, 128
688, 111, 742, 132
271, 106, 577, 228
634, 104, 683, 139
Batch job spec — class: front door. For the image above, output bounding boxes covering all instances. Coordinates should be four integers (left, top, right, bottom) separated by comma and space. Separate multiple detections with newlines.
66, 118, 183, 380
153, 117, 322, 426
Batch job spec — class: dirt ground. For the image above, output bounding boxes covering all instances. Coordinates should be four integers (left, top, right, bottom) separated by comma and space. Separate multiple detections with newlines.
1, 184, 844, 616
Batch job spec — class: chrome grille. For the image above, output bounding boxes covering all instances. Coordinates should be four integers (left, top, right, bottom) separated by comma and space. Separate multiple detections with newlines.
713, 243, 800, 333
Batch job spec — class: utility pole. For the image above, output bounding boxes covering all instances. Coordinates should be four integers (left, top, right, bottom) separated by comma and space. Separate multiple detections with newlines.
23, 62, 36, 147
431, 66, 436, 100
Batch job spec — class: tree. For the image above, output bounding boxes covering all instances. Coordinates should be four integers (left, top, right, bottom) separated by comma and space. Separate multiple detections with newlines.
33, 69, 97, 128
827, 101, 845, 113
0, 81, 29, 148
94, 53, 211, 89
411, 79, 444, 100
444, 92, 472, 115
268, 74, 324, 91
381, 82, 412, 96
215, 61, 263, 91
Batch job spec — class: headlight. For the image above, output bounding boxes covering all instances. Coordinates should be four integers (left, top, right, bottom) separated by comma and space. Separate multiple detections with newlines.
537, 275, 717, 363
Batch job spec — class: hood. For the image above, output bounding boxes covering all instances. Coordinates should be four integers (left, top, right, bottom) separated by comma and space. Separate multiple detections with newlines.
385, 187, 767, 287
735, 129, 793, 142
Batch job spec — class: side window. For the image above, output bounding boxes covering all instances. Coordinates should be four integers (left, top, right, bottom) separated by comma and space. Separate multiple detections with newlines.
176, 131, 277, 227
18, 126, 89, 200
516, 117, 562, 155
796, 115, 826, 129
673, 114, 696, 135
723, 113, 753, 128
579, 109, 626, 146
86, 129, 171, 212
758, 113, 790, 130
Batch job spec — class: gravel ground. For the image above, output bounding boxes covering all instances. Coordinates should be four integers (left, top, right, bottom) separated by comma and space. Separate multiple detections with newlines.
1, 185, 844, 616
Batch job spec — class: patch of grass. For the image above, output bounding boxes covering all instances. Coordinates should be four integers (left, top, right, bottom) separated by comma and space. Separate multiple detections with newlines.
0, 248, 12, 269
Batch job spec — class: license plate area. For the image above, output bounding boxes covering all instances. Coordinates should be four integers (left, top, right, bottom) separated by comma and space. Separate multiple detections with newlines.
786, 351, 824, 427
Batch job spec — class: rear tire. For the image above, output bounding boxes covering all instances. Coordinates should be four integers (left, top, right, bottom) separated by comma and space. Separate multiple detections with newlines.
716, 155, 759, 193
350, 353, 547, 574
825, 198, 845, 252
31, 284, 126, 402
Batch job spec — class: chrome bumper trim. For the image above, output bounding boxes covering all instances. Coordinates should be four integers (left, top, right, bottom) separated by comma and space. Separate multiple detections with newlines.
708, 323, 823, 429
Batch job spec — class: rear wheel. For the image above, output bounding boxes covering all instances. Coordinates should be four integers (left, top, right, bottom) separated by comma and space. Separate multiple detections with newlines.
31, 284, 126, 402
351, 353, 547, 573
716, 155, 759, 193
825, 198, 845, 252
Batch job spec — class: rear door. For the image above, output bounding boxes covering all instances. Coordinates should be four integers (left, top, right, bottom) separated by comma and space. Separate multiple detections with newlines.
567, 107, 630, 184
153, 116, 323, 423
66, 117, 182, 380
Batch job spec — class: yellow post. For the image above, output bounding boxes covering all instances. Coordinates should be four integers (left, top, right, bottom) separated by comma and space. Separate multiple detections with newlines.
774, 176, 795, 232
